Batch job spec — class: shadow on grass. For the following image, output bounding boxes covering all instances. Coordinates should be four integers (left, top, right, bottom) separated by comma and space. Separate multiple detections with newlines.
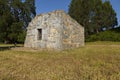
0, 46, 22, 51
0, 46, 12, 51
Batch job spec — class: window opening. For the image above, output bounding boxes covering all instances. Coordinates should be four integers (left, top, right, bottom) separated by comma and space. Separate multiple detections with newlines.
38, 29, 42, 40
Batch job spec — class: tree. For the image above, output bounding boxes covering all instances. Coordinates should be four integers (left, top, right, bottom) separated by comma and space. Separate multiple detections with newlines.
68, 0, 118, 37
21, 0, 36, 28
102, 1, 118, 29
0, 0, 36, 43
68, 0, 92, 36
11, 0, 36, 28
91, 0, 103, 33
0, 0, 13, 43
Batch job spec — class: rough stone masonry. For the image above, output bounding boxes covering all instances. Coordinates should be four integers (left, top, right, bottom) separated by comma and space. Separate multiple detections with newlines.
24, 10, 84, 50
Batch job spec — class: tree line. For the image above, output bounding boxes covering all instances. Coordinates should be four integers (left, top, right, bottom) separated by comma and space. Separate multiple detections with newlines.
0, 0, 119, 43
0, 0, 36, 43
68, 0, 118, 38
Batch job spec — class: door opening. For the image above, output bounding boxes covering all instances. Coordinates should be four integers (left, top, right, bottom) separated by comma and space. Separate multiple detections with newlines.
38, 29, 42, 40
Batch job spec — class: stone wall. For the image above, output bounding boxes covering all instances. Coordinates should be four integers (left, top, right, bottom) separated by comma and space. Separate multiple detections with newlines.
61, 11, 84, 49
24, 10, 84, 50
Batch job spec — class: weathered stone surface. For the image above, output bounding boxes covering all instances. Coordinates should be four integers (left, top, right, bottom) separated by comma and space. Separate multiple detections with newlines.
24, 10, 84, 50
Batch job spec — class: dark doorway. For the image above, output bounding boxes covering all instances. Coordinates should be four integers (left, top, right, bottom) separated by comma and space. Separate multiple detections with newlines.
38, 29, 42, 40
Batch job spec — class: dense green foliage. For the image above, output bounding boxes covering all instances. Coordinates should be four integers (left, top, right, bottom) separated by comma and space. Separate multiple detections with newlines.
0, 0, 36, 43
68, 0, 118, 37
86, 27, 120, 42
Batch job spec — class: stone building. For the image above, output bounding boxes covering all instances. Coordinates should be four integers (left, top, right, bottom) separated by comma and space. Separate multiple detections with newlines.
24, 10, 84, 50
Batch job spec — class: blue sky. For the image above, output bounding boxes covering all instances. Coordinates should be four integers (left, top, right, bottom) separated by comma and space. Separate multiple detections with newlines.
36, 0, 120, 25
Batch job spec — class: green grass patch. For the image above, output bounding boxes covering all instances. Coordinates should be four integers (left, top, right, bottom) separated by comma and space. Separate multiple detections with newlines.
86, 41, 120, 45
0, 44, 23, 47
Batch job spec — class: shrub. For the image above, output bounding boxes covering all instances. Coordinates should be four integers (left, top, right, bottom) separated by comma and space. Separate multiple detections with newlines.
86, 27, 120, 42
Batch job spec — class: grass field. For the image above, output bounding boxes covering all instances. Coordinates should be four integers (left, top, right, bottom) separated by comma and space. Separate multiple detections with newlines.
0, 42, 120, 80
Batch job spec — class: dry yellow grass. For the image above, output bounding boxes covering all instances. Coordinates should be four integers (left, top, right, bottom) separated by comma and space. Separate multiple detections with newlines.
0, 42, 120, 80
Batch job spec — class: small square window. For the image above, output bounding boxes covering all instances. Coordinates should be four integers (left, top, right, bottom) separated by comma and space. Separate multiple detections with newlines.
38, 29, 42, 40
